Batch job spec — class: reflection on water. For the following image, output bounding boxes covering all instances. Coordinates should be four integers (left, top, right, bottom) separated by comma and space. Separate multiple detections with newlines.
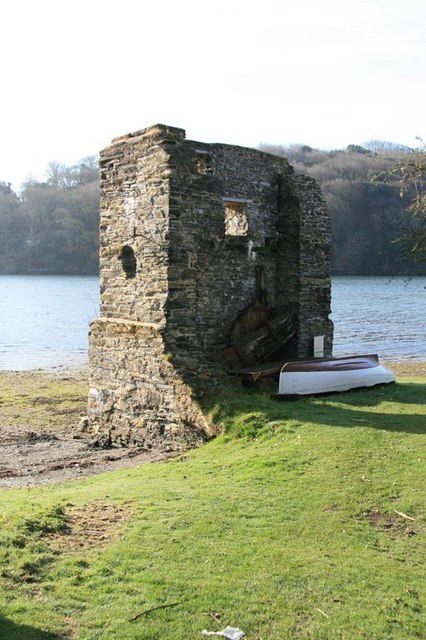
0, 275, 425, 370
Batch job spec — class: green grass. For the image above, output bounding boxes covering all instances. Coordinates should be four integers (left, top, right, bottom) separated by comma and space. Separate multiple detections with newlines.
0, 377, 425, 639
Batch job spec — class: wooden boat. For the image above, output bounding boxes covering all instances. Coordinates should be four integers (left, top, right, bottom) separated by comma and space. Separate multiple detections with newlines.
277, 354, 395, 396
219, 311, 295, 370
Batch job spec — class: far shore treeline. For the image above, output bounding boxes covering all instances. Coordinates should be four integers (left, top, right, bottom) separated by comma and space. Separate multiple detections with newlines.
0, 141, 424, 276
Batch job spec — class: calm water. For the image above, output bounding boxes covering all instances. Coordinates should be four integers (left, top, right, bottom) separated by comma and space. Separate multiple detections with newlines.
0, 275, 99, 370
331, 276, 425, 361
0, 275, 425, 370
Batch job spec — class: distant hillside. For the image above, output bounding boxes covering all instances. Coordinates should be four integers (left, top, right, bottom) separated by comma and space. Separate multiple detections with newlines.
261, 141, 425, 275
0, 144, 424, 275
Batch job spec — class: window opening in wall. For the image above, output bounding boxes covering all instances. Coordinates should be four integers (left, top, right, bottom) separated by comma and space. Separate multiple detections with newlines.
119, 245, 137, 278
195, 150, 213, 175
224, 200, 249, 236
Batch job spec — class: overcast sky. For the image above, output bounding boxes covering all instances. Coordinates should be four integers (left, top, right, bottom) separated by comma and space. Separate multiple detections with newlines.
1, 0, 425, 190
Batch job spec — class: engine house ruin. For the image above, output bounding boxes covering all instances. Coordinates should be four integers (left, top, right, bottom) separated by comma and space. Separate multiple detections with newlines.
87, 124, 333, 450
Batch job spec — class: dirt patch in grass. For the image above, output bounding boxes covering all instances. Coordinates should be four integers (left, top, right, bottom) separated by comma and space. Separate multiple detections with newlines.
47, 502, 132, 553
63, 616, 80, 640
365, 510, 418, 538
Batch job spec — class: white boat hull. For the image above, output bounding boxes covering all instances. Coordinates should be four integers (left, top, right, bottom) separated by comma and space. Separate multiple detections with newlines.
278, 355, 395, 396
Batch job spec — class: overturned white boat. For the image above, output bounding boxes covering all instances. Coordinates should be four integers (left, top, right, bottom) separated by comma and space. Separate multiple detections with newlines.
278, 354, 395, 396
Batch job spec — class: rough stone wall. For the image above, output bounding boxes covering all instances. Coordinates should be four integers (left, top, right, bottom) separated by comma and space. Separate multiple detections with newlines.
163, 140, 332, 364
97, 124, 178, 324
88, 318, 212, 450
293, 174, 334, 356
88, 124, 333, 449
164, 142, 296, 362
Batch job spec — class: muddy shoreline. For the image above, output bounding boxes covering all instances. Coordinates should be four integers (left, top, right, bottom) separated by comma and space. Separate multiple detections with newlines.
1, 362, 424, 489
0, 368, 179, 489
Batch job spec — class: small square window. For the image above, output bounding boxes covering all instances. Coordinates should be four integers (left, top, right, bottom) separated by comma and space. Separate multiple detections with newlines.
196, 151, 213, 175
224, 201, 248, 236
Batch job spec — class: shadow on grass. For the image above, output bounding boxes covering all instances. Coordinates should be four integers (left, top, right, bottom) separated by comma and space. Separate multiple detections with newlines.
290, 382, 426, 435
0, 618, 61, 640
307, 402, 426, 434
330, 382, 426, 407
202, 381, 426, 437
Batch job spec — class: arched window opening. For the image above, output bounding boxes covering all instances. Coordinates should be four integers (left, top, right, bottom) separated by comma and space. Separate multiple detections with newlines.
119, 245, 137, 278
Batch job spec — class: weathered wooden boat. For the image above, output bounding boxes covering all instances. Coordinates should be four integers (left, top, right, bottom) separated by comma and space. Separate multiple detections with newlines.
219, 310, 295, 371
277, 354, 395, 396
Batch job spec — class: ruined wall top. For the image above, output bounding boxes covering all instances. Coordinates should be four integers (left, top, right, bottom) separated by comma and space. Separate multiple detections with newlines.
108, 124, 186, 147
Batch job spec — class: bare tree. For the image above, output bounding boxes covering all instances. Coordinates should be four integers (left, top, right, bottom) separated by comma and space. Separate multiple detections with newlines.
375, 140, 425, 263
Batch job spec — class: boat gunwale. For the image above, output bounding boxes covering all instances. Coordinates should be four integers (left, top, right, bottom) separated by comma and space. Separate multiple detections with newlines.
280, 354, 380, 373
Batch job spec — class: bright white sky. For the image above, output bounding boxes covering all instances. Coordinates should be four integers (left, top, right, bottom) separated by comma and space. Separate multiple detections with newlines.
1, 0, 425, 190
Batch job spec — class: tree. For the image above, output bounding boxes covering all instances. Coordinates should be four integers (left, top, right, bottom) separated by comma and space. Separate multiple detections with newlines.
346, 144, 370, 154
0, 183, 28, 272
260, 141, 424, 274
375, 141, 426, 263
16, 157, 100, 273
363, 140, 413, 154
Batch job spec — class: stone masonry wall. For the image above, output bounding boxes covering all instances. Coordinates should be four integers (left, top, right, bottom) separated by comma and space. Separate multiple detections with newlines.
97, 124, 178, 324
164, 141, 296, 366
88, 124, 333, 449
88, 318, 212, 449
293, 174, 334, 356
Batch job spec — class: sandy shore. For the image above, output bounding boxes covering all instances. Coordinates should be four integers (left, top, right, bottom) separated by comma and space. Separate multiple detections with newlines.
383, 361, 426, 378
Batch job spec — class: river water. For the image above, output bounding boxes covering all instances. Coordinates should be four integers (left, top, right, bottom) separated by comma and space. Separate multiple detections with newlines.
0, 275, 424, 370
0, 275, 99, 370
331, 276, 425, 361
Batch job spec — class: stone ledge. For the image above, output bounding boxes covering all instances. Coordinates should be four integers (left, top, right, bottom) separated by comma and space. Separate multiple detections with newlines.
90, 317, 164, 332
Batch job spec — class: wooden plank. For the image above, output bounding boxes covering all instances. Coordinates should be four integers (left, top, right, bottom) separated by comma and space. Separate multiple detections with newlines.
265, 320, 282, 345
231, 343, 251, 367
217, 346, 244, 369
219, 311, 295, 369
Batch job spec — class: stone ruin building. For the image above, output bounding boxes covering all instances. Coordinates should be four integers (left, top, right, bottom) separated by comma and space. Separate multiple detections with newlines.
87, 124, 333, 450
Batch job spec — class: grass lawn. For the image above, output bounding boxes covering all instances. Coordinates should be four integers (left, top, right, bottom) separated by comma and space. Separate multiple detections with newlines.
0, 376, 425, 639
